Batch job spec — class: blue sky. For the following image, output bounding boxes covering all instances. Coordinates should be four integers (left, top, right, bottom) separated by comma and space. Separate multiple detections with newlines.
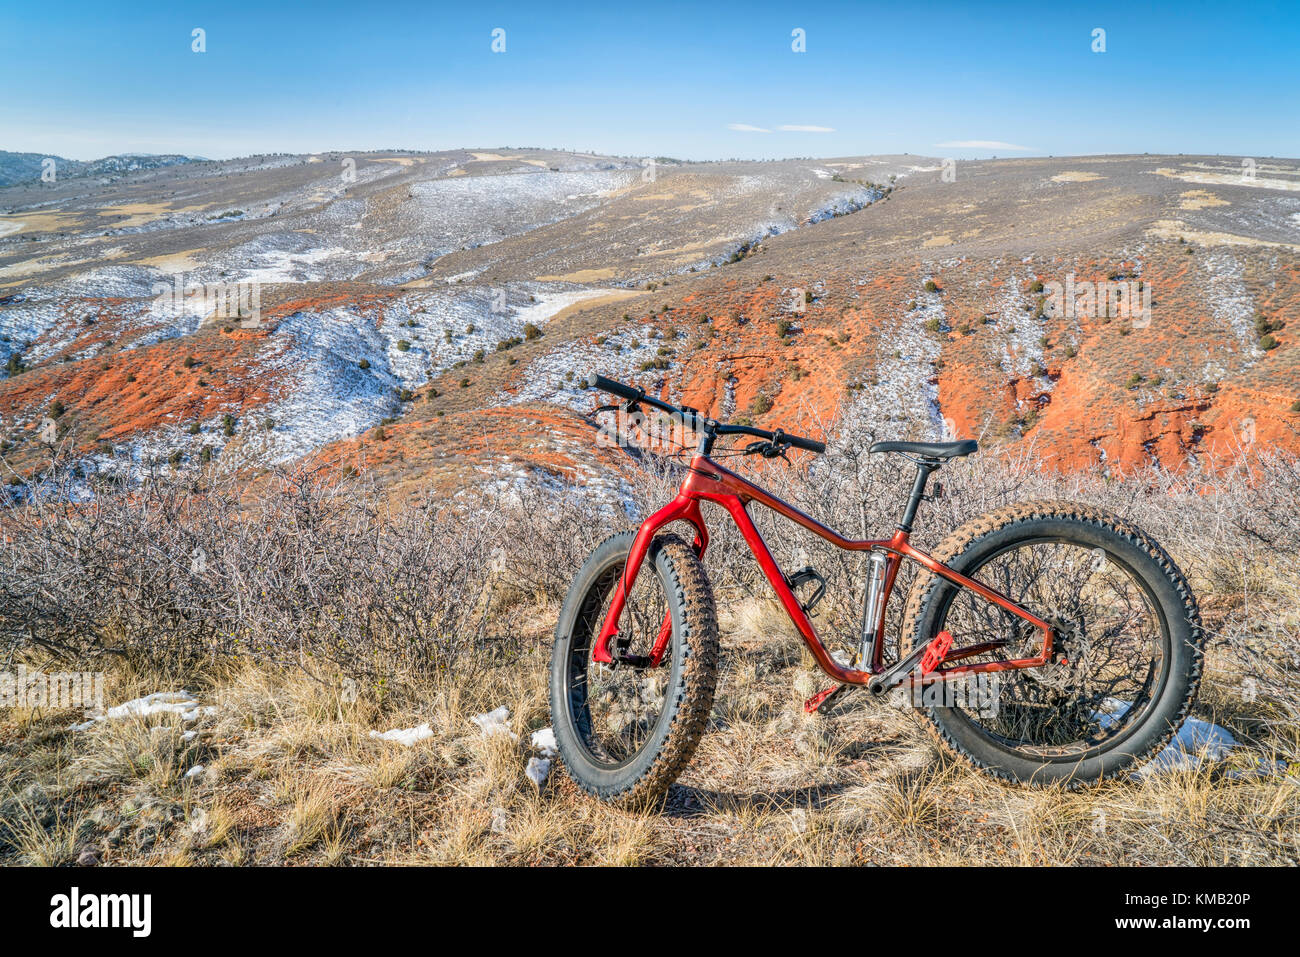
2, 0, 1297, 161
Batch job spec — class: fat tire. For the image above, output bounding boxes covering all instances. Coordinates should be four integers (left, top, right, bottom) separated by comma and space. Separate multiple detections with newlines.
549, 531, 719, 807
900, 500, 1204, 786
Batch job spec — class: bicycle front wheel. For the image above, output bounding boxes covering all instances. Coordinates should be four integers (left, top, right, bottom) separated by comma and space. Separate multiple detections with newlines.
901, 501, 1203, 786
549, 531, 719, 807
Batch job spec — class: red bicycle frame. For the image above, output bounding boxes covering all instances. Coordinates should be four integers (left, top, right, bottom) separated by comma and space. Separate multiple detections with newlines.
591, 453, 1055, 691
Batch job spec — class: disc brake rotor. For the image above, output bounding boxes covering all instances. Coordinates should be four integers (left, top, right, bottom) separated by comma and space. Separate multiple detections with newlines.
1023, 615, 1083, 691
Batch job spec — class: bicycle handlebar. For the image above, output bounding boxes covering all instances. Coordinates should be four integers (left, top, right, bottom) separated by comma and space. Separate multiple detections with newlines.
586, 373, 701, 426
584, 372, 826, 454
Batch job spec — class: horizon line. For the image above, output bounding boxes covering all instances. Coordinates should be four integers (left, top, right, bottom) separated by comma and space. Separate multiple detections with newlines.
3, 146, 1293, 166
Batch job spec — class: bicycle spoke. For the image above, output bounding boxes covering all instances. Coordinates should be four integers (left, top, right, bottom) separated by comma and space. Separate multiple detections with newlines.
571, 563, 673, 767
937, 540, 1165, 756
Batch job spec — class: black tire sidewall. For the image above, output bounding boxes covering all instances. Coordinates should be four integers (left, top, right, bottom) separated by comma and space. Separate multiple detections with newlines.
916, 515, 1199, 785
549, 532, 690, 797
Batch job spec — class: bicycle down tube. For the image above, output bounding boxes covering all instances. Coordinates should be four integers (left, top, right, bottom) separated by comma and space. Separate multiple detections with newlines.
591, 453, 1056, 686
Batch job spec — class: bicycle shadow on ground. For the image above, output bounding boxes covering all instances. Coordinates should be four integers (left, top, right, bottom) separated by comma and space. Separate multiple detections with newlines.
662, 781, 854, 819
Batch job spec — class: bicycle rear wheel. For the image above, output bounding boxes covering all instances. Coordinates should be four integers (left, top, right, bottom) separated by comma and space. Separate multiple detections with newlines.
901, 501, 1203, 786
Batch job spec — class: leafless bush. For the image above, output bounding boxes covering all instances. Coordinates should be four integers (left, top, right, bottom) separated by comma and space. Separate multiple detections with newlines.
2, 421, 1295, 721
0, 459, 518, 681
494, 477, 627, 605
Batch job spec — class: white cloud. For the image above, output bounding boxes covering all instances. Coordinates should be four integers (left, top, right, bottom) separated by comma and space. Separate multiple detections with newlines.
779, 124, 835, 133
934, 140, 1036, 152
727, 123, 771, 133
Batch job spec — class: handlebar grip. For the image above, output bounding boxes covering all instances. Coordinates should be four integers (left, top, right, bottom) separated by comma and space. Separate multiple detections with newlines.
788, 434, 826, 454
587, 373, 710, 430
585, 372, 643, 404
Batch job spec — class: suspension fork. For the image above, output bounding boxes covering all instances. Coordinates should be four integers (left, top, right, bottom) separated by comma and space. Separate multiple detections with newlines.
591, 494, 709, 665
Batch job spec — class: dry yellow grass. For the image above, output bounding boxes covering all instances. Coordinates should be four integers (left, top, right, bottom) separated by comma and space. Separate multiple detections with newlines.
2, 448, 1298, 866
0, 624, 1295, 866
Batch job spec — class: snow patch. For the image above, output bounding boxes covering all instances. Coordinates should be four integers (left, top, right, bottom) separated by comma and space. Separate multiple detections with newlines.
841, 283, 946, 444
472, 705, 517, 740
501, 321, 666, 412
1097, 699, 1239, 777
369, 723, 435, 746
805, 186, 882, 224
69, 691, 215, 731
400, 170, 637, 260
235, 247, 344, 285
994, 271, 1052, 384
1140, 716, 1238, 776
525, 756, 552, 788
1200, 252, 1259, 355
530, 726, 558, 756
512, 288, 611, 327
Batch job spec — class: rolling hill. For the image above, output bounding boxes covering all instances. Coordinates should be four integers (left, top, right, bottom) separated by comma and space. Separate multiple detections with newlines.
1, 148, 1297, 496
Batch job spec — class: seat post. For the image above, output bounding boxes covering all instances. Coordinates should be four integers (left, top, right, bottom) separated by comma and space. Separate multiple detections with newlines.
898, 460, 939, 533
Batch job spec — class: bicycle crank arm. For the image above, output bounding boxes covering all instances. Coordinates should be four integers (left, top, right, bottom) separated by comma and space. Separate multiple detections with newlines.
867, 635, 948, 695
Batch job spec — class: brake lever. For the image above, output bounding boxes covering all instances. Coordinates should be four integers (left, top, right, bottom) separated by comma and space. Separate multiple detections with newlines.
743, 439, 792, 463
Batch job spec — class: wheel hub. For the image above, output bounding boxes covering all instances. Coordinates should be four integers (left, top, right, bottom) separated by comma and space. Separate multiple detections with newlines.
1026, 616, 1083, 690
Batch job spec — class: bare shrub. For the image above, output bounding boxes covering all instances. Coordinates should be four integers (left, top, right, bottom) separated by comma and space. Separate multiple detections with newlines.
0, 458, 518, 682
2, 418, 1296, 737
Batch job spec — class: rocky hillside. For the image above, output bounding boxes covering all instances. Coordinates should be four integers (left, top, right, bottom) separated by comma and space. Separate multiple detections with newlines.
1, 149, 1296, 495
